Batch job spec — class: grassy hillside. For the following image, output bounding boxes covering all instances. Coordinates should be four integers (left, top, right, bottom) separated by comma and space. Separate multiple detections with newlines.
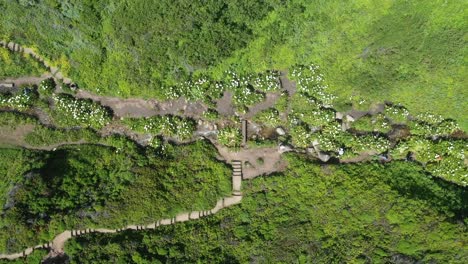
0, 47, 45, 79
0, 0, 465, 128
0, 141, 231, 253
219, 0, 467, 129
61, 157, 467, 263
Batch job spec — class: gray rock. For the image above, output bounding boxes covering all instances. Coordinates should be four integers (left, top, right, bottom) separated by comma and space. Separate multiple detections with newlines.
275, 127, 286, 136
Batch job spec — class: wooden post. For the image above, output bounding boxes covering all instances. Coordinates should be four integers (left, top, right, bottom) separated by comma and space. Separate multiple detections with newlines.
241, 120, 247, 146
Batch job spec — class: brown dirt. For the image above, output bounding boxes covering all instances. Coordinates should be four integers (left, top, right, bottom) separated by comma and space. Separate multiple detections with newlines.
0, 125, 35, 147
0, 73, 51, 88
212, 141, 287, 179
279, 70, 296, 97
216, 91, 235, 116
76, 90, 207, 118
244, 92, 281, 119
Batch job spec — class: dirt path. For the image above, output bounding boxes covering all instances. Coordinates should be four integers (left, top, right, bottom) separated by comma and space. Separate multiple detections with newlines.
244, 92, 281, 119
0, 73, 52, 89
216, 91, 236, 116
76, 90, 208, 119
0, 41, 72, 85
279, 70, 296, 97
212, 141, 287, 179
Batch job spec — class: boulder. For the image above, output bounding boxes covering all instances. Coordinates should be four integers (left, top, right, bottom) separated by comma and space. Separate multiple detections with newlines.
275, 127, 286, 136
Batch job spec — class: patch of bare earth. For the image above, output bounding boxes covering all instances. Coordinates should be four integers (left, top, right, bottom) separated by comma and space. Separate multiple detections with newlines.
216, 91, 235, 116
0, 73, 51, 89
0, 124, 35, 147
213, 142, 287, 179
279, 70, 296, 97
76, 90, 207, 118
244, 92, 281, 119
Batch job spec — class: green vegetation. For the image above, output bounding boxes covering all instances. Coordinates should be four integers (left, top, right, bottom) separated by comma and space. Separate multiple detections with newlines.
0, 140, 231, 253
24, 126, 100, 147
217, 127, 242, 148
351, 114, 391, 133
1, 0, 465, 128
63, 157, 467, 263
0, 1, 466, 261
253, 108, 282, 127
391, 137, 467, 185
0, 1, 276, 98
0, 87, 38, 110
0, 111, 38, 128
0, 47, 45, 79
51, 93, 112, 129
38, 78, 55, 97
123, 115, 196, 141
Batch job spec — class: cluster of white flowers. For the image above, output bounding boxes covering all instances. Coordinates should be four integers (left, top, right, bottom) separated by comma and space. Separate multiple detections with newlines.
316, 123, 343, 151
291, 65, 336, 107
52, 94, 111, 128
410, 119, 460, 137
390, 137, 467, 185
217, 127, 242, 147
290, 124, 312, 148
251, 71, 280, 92
0, 91, 35, 110
384, 105, 410, 123
353, 135, 390, 153
306, 109, 335, 127
233, 84, 264, 107
255, 108, 281, 126
415, 112, 444, 124
165, 77, 210, 101
38, 78, 55, 95
126, 115, 195, 140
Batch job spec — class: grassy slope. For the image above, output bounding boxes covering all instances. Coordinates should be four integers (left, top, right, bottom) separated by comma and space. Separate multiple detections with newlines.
61, 157, 467, 263
0, 0, 465, 128
0, 48, 45, 79
0, 141, 231, 253
217, 0, 467, 129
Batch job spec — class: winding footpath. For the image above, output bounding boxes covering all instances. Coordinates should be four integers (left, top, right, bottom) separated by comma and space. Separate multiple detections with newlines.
0, 41, 72, 84
0, 161, 244, 260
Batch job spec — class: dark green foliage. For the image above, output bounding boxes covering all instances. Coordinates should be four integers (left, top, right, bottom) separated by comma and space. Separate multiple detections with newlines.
0, 140, 231, 253
14, 145, 134, 222
98, 140, 232, 227
63, 158, 467, 263
0, 111, 38, 128
38, 78, 56, 97
24, 126, 100, 146
0, 148, 46, 254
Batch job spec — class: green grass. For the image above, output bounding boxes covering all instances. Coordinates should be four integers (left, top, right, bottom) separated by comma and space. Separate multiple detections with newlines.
0, 141, 231, 253
0, 47, 45, 79
215, 0, 467, 130
62, 158, 467, 263
0, 0, 465, 128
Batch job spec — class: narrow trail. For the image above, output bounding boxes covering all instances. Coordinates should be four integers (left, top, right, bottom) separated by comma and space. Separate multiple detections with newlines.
0, 161, 244, 260
244, 92, 282, 119
0, 74, 52, 89
76, 90, 207, 119
0, 39, 418, 260
0, 41, 72, 85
